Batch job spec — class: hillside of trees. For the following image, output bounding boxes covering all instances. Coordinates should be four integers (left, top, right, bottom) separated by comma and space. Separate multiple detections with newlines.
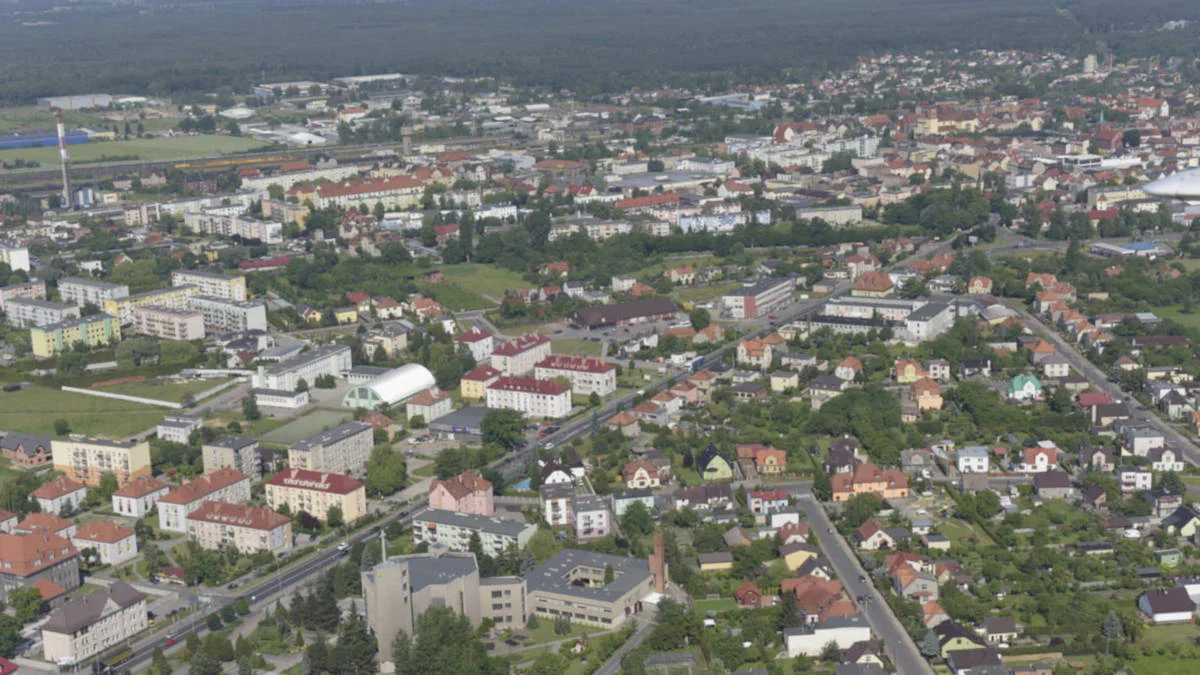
0, 0, 1199, 105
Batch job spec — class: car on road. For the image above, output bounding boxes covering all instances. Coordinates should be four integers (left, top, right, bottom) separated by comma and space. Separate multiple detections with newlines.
227, 581, 240, 590
336, 542, 351, 553
398, 510, 409, 518
858, 574, 866, 583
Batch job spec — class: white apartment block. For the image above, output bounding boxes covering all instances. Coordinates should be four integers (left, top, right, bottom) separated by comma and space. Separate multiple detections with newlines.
171, 269, 248, 301
157, 468, 252, 532
57, 277, 129, 308
456, 329, 494, 363
186, 501, 292, 555
3, 298, 79, 328
132, 305, 206, 340
187, 295, 268, 332
183, 211, 283, 244
111, 476, 171, 519
411, 510, 537, 557
252, 344, 352, 391
72, 521, 137, 566
490, 333, 552, 375
534, 355, 617, 396
156, 413, 202, 444
486, 377, 572, 419
287, 421, 374, 477
0, 243, 30, 272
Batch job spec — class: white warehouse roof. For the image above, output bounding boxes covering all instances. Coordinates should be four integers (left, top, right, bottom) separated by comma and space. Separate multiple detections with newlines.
342, 363, 435, 410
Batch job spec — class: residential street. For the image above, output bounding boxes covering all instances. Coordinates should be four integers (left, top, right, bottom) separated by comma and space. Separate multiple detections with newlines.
1001, 298, 1200, 465
796, 496, 935, 675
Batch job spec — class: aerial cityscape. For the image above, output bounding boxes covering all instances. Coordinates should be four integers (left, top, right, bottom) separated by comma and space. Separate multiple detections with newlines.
3, 1, 1200, 674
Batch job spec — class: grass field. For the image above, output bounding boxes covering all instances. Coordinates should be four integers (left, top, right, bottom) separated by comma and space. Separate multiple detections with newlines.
420, 282, 493, 311
0, 106, 183, 136
673, 282, 739, 306
549, 338, 604, 357
1151, 304, 1200, 330
939, 519, 993, 547
259, 409, 352, 444
693, 597, 737, 614
1141, 622, 1199, 647
438, 264, 530, 301
0, 385, 164, 438
0, 135, 273, 168
99, 378, 230, 403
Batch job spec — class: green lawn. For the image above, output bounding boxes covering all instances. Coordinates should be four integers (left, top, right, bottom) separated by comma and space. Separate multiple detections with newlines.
1141, 622, 1199, 647
259, 409, 352, 443
1150, 304, 1200, 330
99, 378, 231, 404
0, 106, 182, 135
693, 597, 737, 614
939, 518, 993, 547
673, 282, 739, 306
523, 619, 593, 646
438, 264, 531, 300
0, 135, 273, 167
550, 338, 604, 357
419, 282, 493, 311
411, 463, 436, 478
210, 412, 289, 438
0, 385, 164, 438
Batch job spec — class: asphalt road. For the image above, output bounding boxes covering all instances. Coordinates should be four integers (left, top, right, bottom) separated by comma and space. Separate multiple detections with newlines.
797, 496, 935, 675
1002, 298, 1200, 465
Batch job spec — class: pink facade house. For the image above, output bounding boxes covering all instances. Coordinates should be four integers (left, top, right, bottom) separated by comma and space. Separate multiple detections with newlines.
428, 470, 494, 515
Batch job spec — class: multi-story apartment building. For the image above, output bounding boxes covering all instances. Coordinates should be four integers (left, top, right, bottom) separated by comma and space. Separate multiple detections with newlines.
252, 344, 352, 391
311, 175, 424, 210
30, 314, 120, 358
287, 421, 373, 477
171, 269, 247, 301
57, 277, 129, 308
103, 285, 198, 325
411, 510, 537, 556
0, 280, 46, 310
202, 437, 261, 480
264, 468, 366, 523
0, 242, 29, 272
186, 501, 292, 555
722, 277, 794, 319
41, 581, 146, 664
71, 520, 137, 566
3, 298, 79, 328
455, 329, 494, 363
534, 355, 617, 396
460, 365, 501, 400
183, 211, 283, 244
0, 532, 80, 600
574, 495, 612, 541
362, 551, 526, 660
111, 476, 171, 518
485, 377, 572, 419
131, 305, 206, 340
51, 437, 151, 487
157, 468, 251, 532
490, 333, 552, 375
187, 295, 268, 332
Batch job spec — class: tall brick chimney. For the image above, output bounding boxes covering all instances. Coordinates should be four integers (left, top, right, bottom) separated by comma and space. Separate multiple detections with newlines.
650, 532, 668, 593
